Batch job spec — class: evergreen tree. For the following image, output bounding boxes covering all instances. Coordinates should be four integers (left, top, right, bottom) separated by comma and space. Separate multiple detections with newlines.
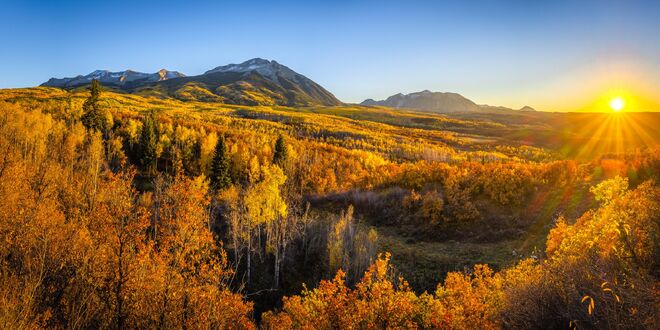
210, 136, 232, 190
81, 79, 110, 133
139, 112, 159, 173
273, 134, 288, 166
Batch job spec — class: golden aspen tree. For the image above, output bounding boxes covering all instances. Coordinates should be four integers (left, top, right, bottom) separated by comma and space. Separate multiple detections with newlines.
243, 164, 287, 285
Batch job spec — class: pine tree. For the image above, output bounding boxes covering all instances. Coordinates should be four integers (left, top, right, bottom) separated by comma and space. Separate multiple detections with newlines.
81, 79, 110, 133
139, 112, 158, 174
273, 134, 288, 166
210, 136, 231, 190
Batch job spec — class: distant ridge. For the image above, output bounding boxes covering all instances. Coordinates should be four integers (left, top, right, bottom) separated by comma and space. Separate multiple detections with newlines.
41, 58, 342, 107
42, 69, 185, 88
362, 90, 536, 113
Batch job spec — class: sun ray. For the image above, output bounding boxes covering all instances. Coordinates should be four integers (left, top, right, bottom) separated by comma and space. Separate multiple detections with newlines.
563, 113, 608, 158
575, 114, 615, 159
620, 114, 657, 150
613, 114, 624, 155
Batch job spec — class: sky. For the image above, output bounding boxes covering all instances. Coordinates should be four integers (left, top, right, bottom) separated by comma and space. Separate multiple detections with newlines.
0, 0, 658, 111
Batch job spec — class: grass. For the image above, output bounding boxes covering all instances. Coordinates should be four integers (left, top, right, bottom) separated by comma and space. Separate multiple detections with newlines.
376, 226, 519, 293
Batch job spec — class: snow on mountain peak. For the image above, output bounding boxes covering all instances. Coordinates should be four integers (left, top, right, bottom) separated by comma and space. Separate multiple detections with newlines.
42, 58, 307, 89
42, 69, 186, 88
203, 58, 298, 83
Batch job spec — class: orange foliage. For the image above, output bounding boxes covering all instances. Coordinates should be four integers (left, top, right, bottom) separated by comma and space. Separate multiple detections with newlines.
263, 254, 507, 329
0, 104, 254, 328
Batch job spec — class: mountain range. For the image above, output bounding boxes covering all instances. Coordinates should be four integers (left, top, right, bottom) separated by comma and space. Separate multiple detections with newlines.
41, 58, 341, 107
42, 59, 535, 112
42, 69, 186, 88
361, 90, 535, 113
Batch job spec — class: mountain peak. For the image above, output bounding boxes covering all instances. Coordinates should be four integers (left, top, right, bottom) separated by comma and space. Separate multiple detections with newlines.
243, 57, 272, 65
194, 58, 340, 106
202, 58, 318, 91
203, 58, 286, 80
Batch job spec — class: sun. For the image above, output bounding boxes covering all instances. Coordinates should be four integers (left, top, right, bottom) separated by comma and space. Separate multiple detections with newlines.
609, 97, 625, 112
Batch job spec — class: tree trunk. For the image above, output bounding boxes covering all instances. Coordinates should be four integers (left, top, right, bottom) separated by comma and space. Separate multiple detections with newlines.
246, 231, 251, 286
153, 179, 159, 242
182, 293, 189, 330
273, 247, 280, 289
115, 238, 125, 330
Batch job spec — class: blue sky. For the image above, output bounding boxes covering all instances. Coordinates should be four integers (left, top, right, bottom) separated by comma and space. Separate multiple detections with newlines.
1, 0, 658, 111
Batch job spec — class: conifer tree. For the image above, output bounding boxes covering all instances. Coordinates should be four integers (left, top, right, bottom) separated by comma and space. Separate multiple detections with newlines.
139, 112, 158, 173
273, 134, 288, 166
81, 79, 110, 133
210, 135, 231, 190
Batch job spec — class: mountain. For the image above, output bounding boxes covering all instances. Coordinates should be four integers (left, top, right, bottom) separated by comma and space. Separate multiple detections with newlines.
151, 58, 341, 106
480, 104, 537, 113
361, 90, 536, 113
361, 90, 481, 113
42, 58, 342, 107
42, 69, 185, 88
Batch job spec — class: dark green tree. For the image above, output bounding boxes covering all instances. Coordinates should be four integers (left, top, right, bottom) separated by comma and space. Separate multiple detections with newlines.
139, 112, 159, 173
81, 79, 110, 133
273, 134, 288, 166
210, 136, 232, 190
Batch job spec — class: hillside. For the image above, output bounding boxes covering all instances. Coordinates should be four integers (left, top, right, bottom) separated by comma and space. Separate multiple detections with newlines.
362, 90, 537, 113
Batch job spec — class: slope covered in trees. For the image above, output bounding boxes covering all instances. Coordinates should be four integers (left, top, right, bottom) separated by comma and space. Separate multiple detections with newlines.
0, 84, 658, 328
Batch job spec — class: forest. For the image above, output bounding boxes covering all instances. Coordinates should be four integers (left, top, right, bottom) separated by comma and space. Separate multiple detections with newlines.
0, 82, 658, 329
